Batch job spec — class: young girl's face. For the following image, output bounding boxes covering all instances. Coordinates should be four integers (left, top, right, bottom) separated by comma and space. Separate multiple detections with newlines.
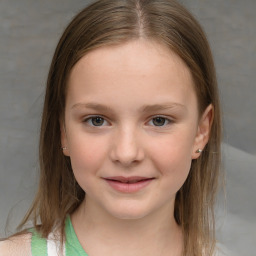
61, 39, 211, 220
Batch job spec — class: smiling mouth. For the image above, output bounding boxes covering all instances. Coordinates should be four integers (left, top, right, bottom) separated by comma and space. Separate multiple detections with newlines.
105, 176, 155, 183
103, 176, 155, 193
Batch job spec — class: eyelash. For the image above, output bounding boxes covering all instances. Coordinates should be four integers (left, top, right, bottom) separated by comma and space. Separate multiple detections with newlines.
82, 115, 173, 127
83, 116, 109, 127
148, 116, 172, 127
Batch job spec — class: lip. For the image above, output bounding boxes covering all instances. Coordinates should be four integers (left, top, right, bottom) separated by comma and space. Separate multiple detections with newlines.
103, 176, 155, 193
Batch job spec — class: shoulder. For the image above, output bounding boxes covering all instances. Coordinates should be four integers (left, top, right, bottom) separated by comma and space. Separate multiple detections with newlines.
0, 233, 32, 256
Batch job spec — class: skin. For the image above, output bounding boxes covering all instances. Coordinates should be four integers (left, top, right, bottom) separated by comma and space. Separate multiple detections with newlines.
61, 39, 213, 256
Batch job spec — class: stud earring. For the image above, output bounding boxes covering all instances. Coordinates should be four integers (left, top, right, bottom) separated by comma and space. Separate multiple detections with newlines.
62, 147, 68, 150
196, 149, 203, 153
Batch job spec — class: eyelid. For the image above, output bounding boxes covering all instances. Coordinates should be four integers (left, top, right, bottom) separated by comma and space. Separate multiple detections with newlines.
82, 114, 174, 127
83, 115, 111, 126
147, 115, 174, 127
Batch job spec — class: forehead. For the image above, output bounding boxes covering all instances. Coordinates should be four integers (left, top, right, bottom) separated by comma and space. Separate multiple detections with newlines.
70, 39, 192, 84
67, 39, 197, 112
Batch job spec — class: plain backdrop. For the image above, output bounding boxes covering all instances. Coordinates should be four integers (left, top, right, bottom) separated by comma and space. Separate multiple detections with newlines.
0, 0, 255, 255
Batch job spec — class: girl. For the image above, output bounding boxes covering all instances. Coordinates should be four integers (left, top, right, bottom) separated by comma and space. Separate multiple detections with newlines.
0, 0, 222, 255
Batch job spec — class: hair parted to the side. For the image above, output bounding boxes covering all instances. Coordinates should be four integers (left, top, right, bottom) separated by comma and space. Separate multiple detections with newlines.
18, 0, 222, 255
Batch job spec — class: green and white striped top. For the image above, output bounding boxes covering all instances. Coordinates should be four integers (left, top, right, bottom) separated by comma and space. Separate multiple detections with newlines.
30, 215, 228, 256
31, 215, 88, 256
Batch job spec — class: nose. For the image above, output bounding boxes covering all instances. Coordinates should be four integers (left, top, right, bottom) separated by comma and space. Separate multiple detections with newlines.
110, 127, 145, 167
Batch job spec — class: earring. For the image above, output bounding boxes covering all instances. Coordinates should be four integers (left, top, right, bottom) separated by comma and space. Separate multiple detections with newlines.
62, 147, 68, 150
196, 149, 203, 153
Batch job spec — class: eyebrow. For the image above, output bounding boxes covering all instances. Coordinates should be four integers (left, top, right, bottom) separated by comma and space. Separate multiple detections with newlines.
141, 103, 186, 112
72, 102, 186, 113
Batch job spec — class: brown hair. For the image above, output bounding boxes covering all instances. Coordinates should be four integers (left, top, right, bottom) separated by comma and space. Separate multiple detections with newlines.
18, 0, 222, 255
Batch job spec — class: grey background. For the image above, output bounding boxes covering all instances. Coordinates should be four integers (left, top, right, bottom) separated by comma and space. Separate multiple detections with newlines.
0, 0, 255, 255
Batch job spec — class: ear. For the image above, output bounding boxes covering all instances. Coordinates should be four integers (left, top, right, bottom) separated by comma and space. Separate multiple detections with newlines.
60, 119, 70, 157
192, 104, 214, 159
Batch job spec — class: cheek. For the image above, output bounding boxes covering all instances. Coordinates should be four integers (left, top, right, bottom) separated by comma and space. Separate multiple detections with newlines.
152, 142, 192, 175
148, 132, 195, 190
68, 134, 108, 179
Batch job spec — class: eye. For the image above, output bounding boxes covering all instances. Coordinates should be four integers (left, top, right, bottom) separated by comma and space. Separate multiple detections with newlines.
149, 116, 172, 127
83, 116, 109, 127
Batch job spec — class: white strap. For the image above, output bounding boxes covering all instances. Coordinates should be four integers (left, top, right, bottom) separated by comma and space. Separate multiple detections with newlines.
47, 232, 66, 256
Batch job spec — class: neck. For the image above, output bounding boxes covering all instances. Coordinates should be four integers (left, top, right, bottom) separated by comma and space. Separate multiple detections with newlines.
71, 197, 183, 256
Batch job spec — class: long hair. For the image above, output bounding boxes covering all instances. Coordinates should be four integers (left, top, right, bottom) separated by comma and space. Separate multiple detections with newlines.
18, 1, 222, 255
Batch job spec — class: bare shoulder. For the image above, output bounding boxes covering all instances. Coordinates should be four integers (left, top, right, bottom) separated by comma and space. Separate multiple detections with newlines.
0, 233, 32, 256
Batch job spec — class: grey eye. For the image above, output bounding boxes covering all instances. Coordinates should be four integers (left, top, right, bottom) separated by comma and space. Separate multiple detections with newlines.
152, 117, 167, 126
91, 116, 105, 126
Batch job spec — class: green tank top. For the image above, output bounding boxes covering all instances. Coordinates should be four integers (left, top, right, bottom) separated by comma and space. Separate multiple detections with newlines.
31, 215, 88, 256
